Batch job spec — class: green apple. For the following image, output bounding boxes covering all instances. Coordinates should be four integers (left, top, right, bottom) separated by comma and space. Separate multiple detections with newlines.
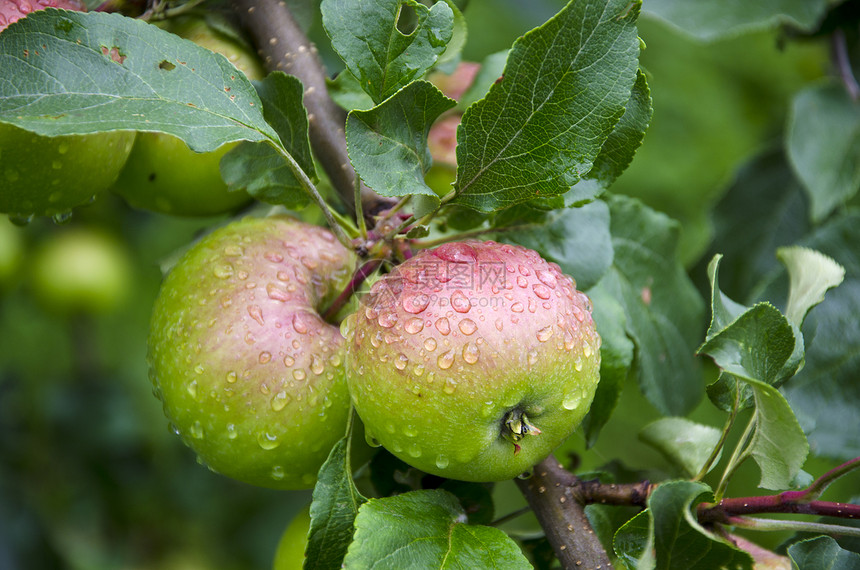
346, 241, 601, 482
111, 17, 266, 217
29, 228, 133, 315
272, 505, 310, 569
0, 216, 24, 289
148, 216, 356, 489
0, 1, 136, 221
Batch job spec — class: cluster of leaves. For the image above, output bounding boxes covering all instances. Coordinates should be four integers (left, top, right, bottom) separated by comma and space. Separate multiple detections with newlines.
2, 0, 860, 567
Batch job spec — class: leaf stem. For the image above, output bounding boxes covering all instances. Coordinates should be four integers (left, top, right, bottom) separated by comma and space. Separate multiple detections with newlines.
695, 393, 740, 481
321, 259, 382, 322
832, 28, 860, 101
355, 171, 368, 239
715, 411, 756, 502
796, 457, 860, 502
724, 516, 860, 539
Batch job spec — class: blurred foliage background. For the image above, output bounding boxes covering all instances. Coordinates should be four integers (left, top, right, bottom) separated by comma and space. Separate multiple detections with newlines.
1, 0, 856, 568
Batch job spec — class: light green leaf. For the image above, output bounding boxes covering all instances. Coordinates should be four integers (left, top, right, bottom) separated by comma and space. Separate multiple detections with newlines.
343, 489, 531, 569
778, 246, 845, 328
503, 200, 613, 291
787, 83, 860, 223
435, 0, 467, 70
644, 0, 828, 41
598, 195, 704, 416
452, 0, 641, 212
328, 70, 376, 112
639, 418, 722, 478
788, 536, 860, 570
615, 482, 753, 570
321, 0, 454, 104
0, 10, 277, 149
306, 437, 367, 570
346, 81, 455, 217
220, 72, 315, 208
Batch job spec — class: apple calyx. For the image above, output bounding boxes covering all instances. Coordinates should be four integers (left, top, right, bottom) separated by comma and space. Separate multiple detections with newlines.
503, 409, 542, 455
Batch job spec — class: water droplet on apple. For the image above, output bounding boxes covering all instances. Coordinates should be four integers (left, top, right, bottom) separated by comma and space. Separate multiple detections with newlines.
435, 455, 449, 469
258, 351, 272, 364
583, 342, 593, 358
310, 355, 325, 375
257, 431, 280, 450
283, 355, 295, 367
433, 242, 477, 263
394, 353, 409, 370
226, 371, 238, 383
533, 284, 551, 299
574, 357, 583, 372
407, 443, 422, 458
458, 318, 477, 335
404, 425, 418, 437
563, 392, 582, 410
402, 291, 430, 314
437, 350, 454, 370
189, 420, 204, 439
340, 313, 356, 340
536, 326, 553, 342
511, 302, 524, 313
517, 276, 528, 288
378, 311, 398, 328
536, 269, 557, 288
213, 263, 234, 279
187, 379, 198, 399
527, 348, 538, 366
405, 317, 425, 334
443, 377, 457, 393
414, 364, 425, 376
271, 465, 286, 480
451, 290, 471, 313
271, 390, 290, 411
293, 369, 307, 381
424, 338, 437, 351
226, 423, 237, 439
462, 342, 479, 364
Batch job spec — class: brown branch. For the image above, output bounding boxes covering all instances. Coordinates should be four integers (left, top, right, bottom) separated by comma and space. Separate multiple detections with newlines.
233, 0, 395, 218
515, 457, 614, 569
699, 496, 860, 524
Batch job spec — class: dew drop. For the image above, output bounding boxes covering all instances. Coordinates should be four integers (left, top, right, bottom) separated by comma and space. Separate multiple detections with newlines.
536, 326, 554, 342
443, 377, 457, 393
226, 423, 238, 439
511, 302, 524, 313
517, 276, 528, 288
435, 317, 451, 335
407, 443, 422, 458
329, 353, 343, 367
340, 313, 356, 339
194, 364, 205, 375
574, 357, 583, 372
402, 291, 431, 314
433, 242, 477, 263
283, 355, 295, 367
527, 348, 538, 366
533, 284, 551, 299
224, 245, 244, 257
495, 318, 504, 331
267, 283, 291, 302
271, 390, 291, 411
226, 371, 238, 383
257, 431, 280, 450
52, 211, 73, 225
437, 350, 455, 370
271, 465, 286, 480
265, 251, 284, 263
424, 338, 437, 351
563, 393, 582, 410
310, 355, 325, 375
213, 264, 234, 279
293, 369, 307, 381
414, 364, 425, 377
462, 342, 479, 364
258, 351, 272, 364
451, 290, 471, 313
189, 420, 204, 439
394, 353, 409, 370
583, 342, 593, 358
187, 379, 198, 399
435, 455, 450, 469
377, 311, 398, 328
405, 317, 425, 334
458, 318, 478, 335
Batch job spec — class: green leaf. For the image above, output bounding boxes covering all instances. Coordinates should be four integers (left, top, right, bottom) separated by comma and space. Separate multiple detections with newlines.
598, 195, 704, 416
644, 0, 828, 41
220, 72, 315, 208
787, 83, 860, 223
778, 246, 845, 328
781, 210, 860, 460
788, 536, 860, 570
328, 70, 376, 112
639, 418, 722, 478
435, 0, 467, 70
502, 200, 613, 291
452, 0, 642, 212
565, 69, 653, 206
0, 10, 277, 149
615, 481, 753, 570
346, 81, 456, 217
321, 0, 454, 104
343, 489, 531, 569
581, 286, 634, 447
306, 437, 367, 570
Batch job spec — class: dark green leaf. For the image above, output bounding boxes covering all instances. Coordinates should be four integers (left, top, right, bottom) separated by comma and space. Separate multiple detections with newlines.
0, 10, 277, 149
746, 381, 809, 489
639, 418, 722, 478
565, 69, 652, 205
787, 83, 860, 223
343, 489, 531, 569
220, 72, 316, 207
321, 0, 454, 104
503, 200, 613, 291
644, 0, 828, 41
598, 195, 704, 416
306, 437, 367, 570
581, 286, 633, 447
347, 81, 456, 217
616, 481, 753, 570
435, 0, 467, 71
452, 0, 641, 212
788, 536, 860, 570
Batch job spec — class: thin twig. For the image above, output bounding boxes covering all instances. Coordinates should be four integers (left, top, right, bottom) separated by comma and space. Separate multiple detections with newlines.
725, 516, 860, 539
832, 28, 860, 101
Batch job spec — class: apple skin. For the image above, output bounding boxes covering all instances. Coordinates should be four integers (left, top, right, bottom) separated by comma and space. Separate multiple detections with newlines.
30, 228, 133, 316
272, 505, 310, 569
111, 17, 266, 217
346, 241, 601, 482
147, 216, 356, 489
